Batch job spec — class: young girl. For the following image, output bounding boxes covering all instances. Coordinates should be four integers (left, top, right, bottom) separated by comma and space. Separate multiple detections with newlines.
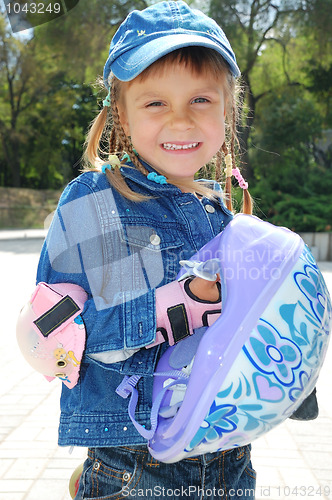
36, 1, 255, 498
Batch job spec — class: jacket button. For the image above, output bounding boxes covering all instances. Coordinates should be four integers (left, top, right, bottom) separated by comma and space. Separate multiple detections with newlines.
150, 233, 161, 245
205, 204, 215, 213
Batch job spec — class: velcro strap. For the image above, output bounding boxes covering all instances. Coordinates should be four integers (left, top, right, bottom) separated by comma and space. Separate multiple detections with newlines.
167, 304, 190, 343
34, 295, 80, 338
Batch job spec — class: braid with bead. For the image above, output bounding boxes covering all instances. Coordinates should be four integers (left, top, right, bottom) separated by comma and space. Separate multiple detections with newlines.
218, 96, 252, 215
110, 79, 149, 176
221, 142, 233, 213
109, 127, 118, 154
214, 149, 223, 183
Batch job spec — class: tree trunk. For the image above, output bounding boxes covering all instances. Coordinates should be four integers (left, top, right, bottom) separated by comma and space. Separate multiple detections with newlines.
5, 133, 21, 187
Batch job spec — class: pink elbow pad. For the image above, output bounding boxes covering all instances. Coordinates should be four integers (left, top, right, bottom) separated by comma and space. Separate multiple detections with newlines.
16, 282, 87, 389
147, 278, 221, 348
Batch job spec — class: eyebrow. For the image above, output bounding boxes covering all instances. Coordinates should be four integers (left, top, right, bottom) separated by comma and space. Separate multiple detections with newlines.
134, 92, 163, 103
134, 88, 222, 103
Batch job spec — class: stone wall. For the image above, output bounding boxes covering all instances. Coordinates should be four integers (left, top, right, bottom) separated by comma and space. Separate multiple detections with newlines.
0, 187, 61, 229
299, 232, 332, 261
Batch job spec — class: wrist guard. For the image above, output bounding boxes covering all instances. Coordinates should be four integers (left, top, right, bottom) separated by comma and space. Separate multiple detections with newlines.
147, 278, 221, 348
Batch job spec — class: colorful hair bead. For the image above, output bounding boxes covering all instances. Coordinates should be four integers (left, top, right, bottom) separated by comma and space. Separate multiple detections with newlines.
224, 154, 233, 177
121, 153, 131, 163
101, 164, 113, 174
147, 172, 168, 185
108, 154, 122, 168
224, 154, 248, 190
102, 155, 122, 174
102, 90, 111, 107
232, 167, 249, 190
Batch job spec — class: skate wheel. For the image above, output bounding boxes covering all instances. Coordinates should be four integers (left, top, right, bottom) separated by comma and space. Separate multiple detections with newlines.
69, 463, 84, 499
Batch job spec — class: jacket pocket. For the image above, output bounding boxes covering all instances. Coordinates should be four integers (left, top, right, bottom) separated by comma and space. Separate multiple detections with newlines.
119, 221, 185, 285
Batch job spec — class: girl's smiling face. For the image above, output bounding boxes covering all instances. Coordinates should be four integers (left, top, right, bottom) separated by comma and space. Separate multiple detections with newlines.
118, 62, 226, 183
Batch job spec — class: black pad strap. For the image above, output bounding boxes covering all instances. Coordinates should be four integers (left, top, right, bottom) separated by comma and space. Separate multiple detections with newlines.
167, 304, 190, 344
202, 309, 222, 327
34, 295, 80, 338
156, 327, 169, 342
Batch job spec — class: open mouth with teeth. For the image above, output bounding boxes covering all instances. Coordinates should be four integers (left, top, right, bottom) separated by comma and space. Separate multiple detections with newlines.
162, 142, 200, 151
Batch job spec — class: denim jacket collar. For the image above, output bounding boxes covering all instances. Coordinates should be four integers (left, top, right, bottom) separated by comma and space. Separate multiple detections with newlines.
120, 158, 181, 194
120, 158, 224, 200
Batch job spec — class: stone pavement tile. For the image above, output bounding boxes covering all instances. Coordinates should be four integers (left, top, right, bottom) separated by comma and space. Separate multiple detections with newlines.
0, 457, 15, 478
280, 466, 321, 487
312, 469, 332, 491
3, 458, 47, 480
0, 415, 23, 429
0, 479, 33, 494
23, 451, 86, 500
0, 494, 25, 500
46, 456, 86, 473
301, 450, 332, 471
254, 465, 284, 487
0, 448, 53, 460
6, 425, 42, 443
24, 479, 72, 500
41, 466, 74, 480
0, 451, 85, 499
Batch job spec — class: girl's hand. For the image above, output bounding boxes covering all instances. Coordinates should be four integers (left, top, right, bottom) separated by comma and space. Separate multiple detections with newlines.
188, 276, 220, 302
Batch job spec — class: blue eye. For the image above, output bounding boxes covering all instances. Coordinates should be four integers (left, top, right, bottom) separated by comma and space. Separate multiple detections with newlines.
192, 97, 209, 104
147, 101, 163, 107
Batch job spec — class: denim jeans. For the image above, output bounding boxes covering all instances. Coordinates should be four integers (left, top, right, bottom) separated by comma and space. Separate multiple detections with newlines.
75, 445, 256, 499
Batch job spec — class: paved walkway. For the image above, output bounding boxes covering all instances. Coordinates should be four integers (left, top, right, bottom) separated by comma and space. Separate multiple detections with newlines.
0, 233, 331, 500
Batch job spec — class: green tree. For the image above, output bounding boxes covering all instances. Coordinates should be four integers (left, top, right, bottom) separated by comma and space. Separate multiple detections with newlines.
250, 84, 332, 231
208, 0, 331, 179
0, 0, 147, 188
0, 15, 69, 187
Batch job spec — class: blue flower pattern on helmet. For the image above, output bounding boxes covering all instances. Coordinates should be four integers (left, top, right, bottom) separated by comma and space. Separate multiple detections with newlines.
188, 245, 331, 451
289, 370, 311, 402
295, 262, 332, 336
187, 405, 237, 451
243, 320, 302, 386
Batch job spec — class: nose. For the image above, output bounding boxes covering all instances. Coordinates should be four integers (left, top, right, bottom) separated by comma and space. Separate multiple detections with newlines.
168, 107, 194, 131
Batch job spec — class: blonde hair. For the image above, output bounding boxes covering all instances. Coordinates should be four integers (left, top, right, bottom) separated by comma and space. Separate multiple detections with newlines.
83, 47, 252, 213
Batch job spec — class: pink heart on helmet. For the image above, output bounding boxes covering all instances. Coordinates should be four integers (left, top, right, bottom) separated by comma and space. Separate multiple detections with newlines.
253, 374, 285, 403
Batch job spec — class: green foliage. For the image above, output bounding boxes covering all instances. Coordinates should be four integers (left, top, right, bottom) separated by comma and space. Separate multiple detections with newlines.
253, 88, 322, 155
208, 0, 332, 232
0, 0, 147, 189
250, 86, 332, 231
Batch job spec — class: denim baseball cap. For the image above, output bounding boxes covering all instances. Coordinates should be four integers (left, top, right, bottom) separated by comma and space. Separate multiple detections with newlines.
103, 1, 240, 86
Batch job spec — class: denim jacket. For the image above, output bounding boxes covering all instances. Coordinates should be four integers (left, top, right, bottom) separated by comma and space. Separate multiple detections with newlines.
36, 163, 233, 447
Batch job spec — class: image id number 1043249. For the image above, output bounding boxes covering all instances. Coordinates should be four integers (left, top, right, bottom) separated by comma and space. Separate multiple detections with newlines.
6, 2, 61, 14
4, 0, 79, 32
268, 486, 331, 497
